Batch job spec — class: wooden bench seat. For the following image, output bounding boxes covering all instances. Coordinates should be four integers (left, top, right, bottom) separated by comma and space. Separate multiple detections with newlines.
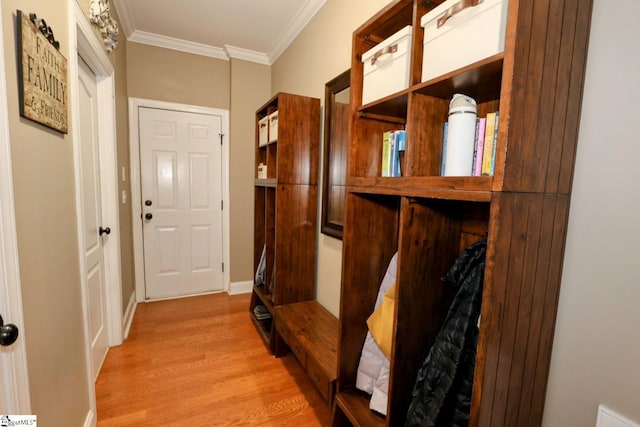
274, 300, 338, 406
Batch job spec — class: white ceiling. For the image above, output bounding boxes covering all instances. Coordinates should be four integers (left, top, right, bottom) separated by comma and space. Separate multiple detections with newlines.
111, 0, 326, 65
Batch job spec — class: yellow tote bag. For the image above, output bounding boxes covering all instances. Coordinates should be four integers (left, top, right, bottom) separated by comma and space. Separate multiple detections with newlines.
366, 282, 397, 359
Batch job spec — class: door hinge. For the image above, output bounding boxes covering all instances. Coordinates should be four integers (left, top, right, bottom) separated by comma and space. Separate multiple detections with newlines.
222, 262, 225, 272
221, 200, 223, 210
219, 133, 224, 145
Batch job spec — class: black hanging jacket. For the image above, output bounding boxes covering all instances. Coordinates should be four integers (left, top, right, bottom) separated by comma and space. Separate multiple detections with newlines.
405, 239, 487, 427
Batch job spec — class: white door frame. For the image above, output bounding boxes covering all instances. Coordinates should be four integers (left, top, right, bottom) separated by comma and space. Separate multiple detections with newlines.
0, 1, 31, 414
69, 2, 123, 422
129, 98, 230, 302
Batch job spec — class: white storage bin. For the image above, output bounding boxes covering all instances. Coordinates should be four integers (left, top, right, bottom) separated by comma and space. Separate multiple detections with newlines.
268, 111, 279, 143
258, 116, 269, 147
421, 0, 508, 82
361, 25, 412, 105
257, 163, 267, 179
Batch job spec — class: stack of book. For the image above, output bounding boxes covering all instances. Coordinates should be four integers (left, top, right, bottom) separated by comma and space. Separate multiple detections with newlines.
253, 304, 272, 321
381, 130, 406, 177
441, 111, 500, 176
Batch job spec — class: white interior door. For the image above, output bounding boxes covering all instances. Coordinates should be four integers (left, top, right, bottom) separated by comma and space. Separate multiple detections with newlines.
139, 107, 224, 300
78, 58, 109, 381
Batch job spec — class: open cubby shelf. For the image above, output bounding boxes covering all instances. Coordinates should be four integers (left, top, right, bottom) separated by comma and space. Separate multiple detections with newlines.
250, 93, 320, 350
333, 0, 593, 426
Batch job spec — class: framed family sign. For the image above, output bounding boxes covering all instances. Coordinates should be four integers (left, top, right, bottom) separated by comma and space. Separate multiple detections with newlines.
16, 10, 68, 134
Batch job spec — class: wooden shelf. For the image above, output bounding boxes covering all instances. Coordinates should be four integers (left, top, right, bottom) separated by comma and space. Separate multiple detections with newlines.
356, 55, 504, 121
252, 285, 274, 311
347, 176, 493, 202
334, 389, 386, 427
334, 0, 593, 425
251, 93, 320, 354
414, 54, 504, 103
358, 91, 409, 122
250, 312, 273, 347
355, 0, 415, 47
255, 178, 277, 188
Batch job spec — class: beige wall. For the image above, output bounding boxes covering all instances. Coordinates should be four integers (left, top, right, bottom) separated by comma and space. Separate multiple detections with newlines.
229, 59, 270, 283
2, 1, 89, 425
542, 0, 640, 425
126, 42, 230, 109
271, 0, 391, 316
124, 43, 266, 286
107, 5, 135, 313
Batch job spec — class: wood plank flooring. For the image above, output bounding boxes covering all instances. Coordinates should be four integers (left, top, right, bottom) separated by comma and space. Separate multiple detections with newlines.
96, 293, 331, 426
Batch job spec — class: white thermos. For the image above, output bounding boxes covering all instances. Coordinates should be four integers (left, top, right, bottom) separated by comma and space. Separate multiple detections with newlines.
444, 93, 477, 176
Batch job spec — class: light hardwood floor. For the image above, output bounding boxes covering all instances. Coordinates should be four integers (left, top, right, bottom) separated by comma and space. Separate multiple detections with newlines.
96, 293, 331, 426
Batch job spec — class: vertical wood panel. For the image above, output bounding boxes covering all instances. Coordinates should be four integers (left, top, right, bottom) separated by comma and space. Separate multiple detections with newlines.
544, 0, 578, 194
503, 195, 546, 425
474, 193, 572, 426
474, 192, 513, 426
517, 0, 552, 191
490, 193, 530, 426
557, 0, 592, 194
505, 0, 551, 192
277, 94, 320, 185
498, 0, 534, 192
513, 194, 557, 425
527, 0, 564, 192
254, 187, 266, 273
350, 117, 399, 178
529, 195, 570, 424
502, 0, 591, 195
275, 184, 317, 305
405, 93, 448, 177
266, 187, 276, 298
389, 198, 462, 424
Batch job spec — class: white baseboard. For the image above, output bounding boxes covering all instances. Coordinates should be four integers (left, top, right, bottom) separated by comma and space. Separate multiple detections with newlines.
83, 408, 96, 427
123, 291, 137, 340
228, 280, 253, 295
597, 405, 640, 427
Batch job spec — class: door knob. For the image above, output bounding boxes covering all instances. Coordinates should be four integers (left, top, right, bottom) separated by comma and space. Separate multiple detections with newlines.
145, 200, 152, 206
145, 213, 153, 220
0, 314, 19, 347
99, 226, 111, 236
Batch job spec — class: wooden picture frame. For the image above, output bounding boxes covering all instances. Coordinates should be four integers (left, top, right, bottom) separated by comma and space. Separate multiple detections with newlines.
321, 70, 350, 239
16, 10, 68, 134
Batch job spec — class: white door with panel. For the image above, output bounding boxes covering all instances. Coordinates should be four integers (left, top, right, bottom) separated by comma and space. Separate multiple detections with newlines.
139, 107, 224, 300
78, 59, 109, 381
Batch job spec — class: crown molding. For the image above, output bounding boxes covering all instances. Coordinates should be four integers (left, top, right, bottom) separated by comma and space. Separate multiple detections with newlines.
268, 0, 326, 64
224, 45, 270, 65
110, 0, 134, 38
129, 30, 229, 60
109, 0, 326, 65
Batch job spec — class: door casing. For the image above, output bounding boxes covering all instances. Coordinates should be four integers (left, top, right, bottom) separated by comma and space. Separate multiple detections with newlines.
129, 98, 230, 303
70, 2, 123, 423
